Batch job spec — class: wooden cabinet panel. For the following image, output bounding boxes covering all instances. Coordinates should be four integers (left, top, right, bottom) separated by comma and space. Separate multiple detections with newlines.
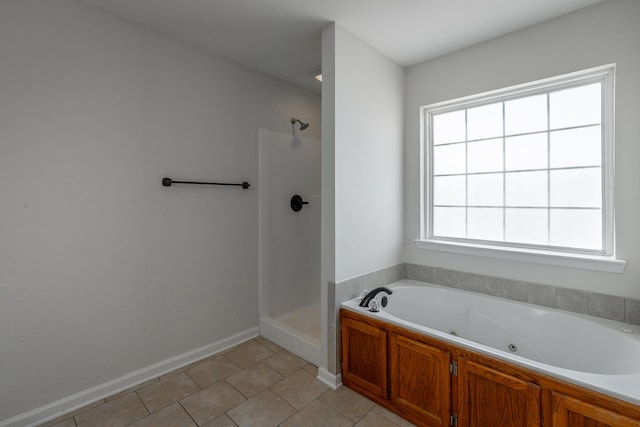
341, 316, 388, 399
389, 333, 451, 427
340, 309, 640, 427
549, 392, 640, 427
457, 357, 541, 427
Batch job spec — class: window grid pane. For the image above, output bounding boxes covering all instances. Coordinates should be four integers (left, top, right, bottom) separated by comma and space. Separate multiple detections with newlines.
429, 78, 606, 253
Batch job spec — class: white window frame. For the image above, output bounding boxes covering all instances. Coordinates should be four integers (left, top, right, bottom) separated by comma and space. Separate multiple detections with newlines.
416, 64, 625, 273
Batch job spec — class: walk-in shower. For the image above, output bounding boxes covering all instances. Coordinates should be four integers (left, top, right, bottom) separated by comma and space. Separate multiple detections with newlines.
258, 127, 321, 365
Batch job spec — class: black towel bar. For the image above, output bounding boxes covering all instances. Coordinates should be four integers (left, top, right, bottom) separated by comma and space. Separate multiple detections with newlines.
162, 177, 250, 189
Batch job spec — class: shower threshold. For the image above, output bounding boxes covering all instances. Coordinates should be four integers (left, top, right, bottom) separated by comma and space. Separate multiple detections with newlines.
260, 303, 321, 366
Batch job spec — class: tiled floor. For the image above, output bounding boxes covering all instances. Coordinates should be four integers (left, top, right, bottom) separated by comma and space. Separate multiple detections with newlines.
40, 336, 416, 427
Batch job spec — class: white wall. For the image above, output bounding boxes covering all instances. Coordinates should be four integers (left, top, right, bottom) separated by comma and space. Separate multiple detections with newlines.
332, 25, 405, 283
404, 0, 640, 299
0, 0, 320, 422
319, 23, 404, 375
320, 24, 336, 372
258, 129, 321, 319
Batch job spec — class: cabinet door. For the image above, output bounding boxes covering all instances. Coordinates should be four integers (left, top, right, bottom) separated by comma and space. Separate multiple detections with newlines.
549, 391, 640, 427
389, 333, 451, 427
341, 316, 388, 399
457, 358, 541, 427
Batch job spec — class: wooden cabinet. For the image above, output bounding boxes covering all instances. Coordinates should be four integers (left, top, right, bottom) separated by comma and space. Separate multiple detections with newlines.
341, 316, 388, 399
340, 309, 640, 427
548, 392, 640, 427
457, 357, 541, 427
389, 333, 451, 427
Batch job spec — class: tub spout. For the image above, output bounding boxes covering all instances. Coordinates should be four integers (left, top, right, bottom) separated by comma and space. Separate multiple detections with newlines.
359, 287, 393, 307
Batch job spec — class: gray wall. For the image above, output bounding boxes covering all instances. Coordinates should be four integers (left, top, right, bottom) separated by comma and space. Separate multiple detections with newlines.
404, 0, 640, 299
0, 0, 320, 421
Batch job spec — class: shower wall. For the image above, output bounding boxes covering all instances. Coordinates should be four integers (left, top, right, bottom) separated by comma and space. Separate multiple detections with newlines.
258, 128, 321, 323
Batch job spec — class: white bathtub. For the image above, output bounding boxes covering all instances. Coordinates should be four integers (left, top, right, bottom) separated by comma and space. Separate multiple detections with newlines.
341, 279, 640, 405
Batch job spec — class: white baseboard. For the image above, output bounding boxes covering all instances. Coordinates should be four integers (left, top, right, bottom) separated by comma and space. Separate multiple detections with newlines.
1, 327, 258, 427
316, 366, 342, 389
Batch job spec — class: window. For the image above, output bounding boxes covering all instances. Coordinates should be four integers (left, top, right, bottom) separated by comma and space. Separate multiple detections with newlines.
418, 65, 624, 272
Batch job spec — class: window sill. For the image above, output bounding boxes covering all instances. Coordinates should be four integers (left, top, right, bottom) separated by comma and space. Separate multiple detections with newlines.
414, 239, 626, 273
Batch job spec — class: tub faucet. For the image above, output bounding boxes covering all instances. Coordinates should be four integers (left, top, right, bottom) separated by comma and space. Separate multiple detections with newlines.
359, 287, 393, 307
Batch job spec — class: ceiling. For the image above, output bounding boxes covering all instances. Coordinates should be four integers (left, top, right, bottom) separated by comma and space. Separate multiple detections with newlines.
79, 0, 604, 93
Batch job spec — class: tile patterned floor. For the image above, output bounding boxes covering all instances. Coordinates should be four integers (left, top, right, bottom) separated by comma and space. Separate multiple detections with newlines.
40, 336, 416, 427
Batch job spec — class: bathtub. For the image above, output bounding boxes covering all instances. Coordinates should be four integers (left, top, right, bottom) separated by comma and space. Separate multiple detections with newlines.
341, 279, 640, 406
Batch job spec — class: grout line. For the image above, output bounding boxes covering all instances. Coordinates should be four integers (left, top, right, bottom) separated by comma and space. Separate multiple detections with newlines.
224, 377, 253, 400
224, 411, 240, 426
277, 408, 298, 426
133, 390, 152, 417
182, 370, 202, 390
177, 401, 199, 426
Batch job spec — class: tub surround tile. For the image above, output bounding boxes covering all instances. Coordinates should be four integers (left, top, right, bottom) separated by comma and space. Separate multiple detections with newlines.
524, 282, 557, 308
405, 264, 557, 308
556, 288, 589, 314
402, 263, 640, 325
487, 279, 557, 307
626, 298, 640, 325
436, 267, 460, 289
327, 326, 337, 374
334, 266, 405, 310
404, 263, 433, 283
328, 303, 337, 329
335, 283, 361, 306
589, 292, 625, 321
74, 393, 148, 427
381, 264, 405, 286
328, 281, 336, 307
457, 273, 505, 297
335, 264, 404, 305
341, 265, 640, 331
328, 326, 343, 375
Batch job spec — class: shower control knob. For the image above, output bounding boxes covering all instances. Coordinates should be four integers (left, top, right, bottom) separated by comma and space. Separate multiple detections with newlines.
290, 195, 309, 212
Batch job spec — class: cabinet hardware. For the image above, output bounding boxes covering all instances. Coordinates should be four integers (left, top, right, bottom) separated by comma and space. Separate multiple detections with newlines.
450, 362, 458, 376
450, 413, 458, 426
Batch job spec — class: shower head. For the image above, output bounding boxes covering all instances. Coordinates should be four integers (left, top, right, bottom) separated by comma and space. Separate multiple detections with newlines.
291, 118, 309, 131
